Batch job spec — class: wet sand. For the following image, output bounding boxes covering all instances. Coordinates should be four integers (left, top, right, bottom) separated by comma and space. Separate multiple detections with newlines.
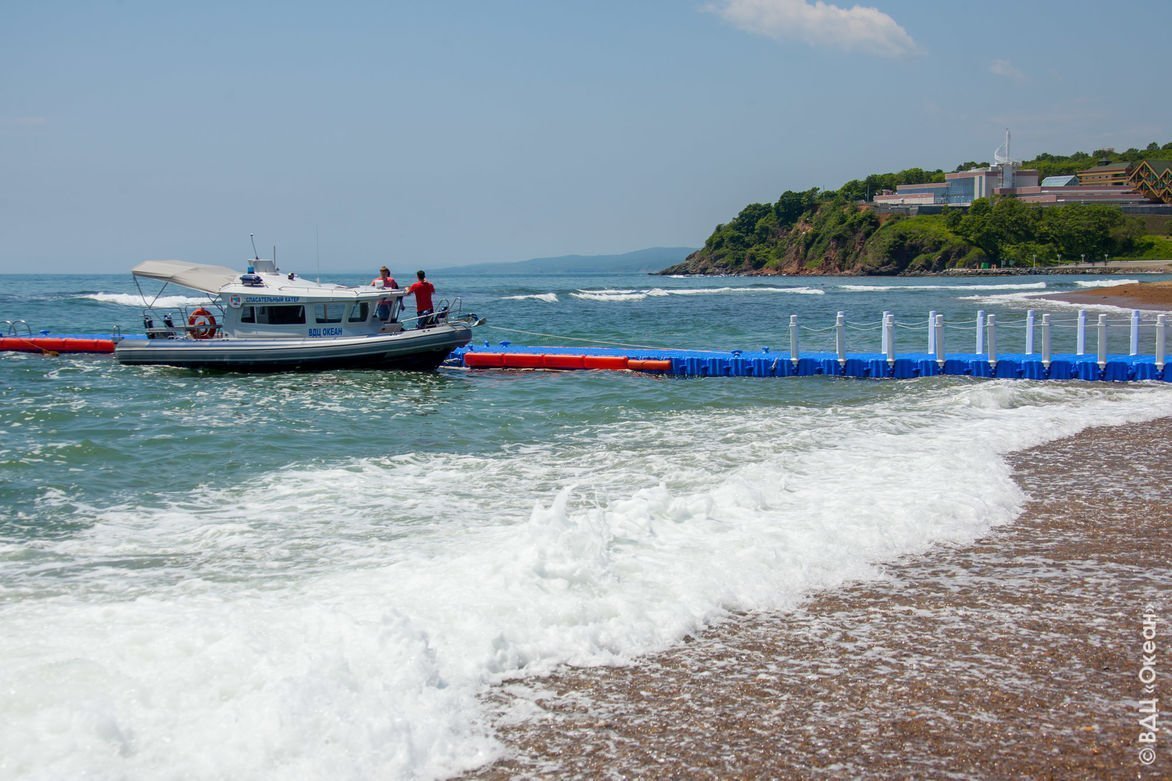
1043, 281, 1172, 311
473, 418, 1171, 779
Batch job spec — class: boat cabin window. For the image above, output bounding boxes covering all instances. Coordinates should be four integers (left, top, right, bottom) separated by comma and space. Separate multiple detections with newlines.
265, 305, 306, 325
376, 297, 398, 322
240, 306, 256, 323
248, 305, 306, 325
314, 303, 345, 324
348, 302, 370, 322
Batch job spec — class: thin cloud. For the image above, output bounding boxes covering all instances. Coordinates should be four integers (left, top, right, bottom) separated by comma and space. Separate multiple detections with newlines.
1, 116, 48, 127
989, 59, 1025, 82
710, 0, 920, 58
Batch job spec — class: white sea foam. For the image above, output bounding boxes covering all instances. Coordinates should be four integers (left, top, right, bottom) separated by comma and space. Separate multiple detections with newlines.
957, 291, 1051, 307
572, 286, 823, 302
1073, 278, 1140, 288
572, 289, 650, 302
83, 292, 211, 309
500, 293, 559, 303
838, 282, 1048, 292
1, 382, 1169, 778
959, 290, 1161, 316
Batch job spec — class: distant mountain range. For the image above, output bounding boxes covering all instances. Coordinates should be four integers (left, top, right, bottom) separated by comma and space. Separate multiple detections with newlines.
439, 246, 697, 275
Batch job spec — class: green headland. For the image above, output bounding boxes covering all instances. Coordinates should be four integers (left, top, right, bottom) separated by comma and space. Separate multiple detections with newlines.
662, 142, 1172, 276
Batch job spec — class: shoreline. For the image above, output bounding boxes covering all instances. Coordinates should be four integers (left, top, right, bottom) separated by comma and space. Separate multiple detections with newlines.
656, 260, 1172, 278
1038, 281, 1172, 312
472, 418, 1171, 778
656, 257, 1167, 276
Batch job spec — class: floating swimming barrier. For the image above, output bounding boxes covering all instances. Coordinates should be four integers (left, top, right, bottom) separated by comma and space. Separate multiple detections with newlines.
454, 345, 1169, 382
452, 308, 1172, 383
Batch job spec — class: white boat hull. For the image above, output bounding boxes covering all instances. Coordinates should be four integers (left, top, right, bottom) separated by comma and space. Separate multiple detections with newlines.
114, 324, 471, 372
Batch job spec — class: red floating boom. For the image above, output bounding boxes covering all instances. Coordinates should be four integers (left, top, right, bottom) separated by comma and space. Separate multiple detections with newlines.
0, 337, 116, 354
462, 352, 658, 372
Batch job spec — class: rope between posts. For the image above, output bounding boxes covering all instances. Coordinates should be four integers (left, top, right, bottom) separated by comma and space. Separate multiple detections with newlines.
488, 312, 1168, 355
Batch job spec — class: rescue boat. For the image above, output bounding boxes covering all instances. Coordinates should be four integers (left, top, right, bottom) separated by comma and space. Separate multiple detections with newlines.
113, 257, 480, 371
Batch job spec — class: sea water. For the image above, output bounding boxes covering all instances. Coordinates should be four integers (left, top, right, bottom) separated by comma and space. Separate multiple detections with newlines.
1, 270, 1171, 779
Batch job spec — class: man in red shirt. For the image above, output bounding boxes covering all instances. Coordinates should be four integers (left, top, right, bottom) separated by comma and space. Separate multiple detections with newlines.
405, 269, 436, 328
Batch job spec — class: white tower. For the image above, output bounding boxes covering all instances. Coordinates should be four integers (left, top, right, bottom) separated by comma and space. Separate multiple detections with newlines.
994, 128, 1016, 190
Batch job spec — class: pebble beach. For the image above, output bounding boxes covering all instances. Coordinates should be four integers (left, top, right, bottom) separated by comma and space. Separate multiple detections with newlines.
475, 418, 1171, 779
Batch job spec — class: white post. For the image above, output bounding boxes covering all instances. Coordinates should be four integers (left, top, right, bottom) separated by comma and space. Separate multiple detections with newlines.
976, 310, 985, 354
789, 314, 799, 365
934, 314, 945, 367
1041, 314, 1052, 368
1025, 309, 1035, 354
1076, 310, 1087, 355
880, 310, 891, 355
835, 311, 846, 366
927, 310, 937, 354
1130, 310, 1140, 356
1096, 313, 1107, 369
987, 313, 998, 366
1157, 314, 1167, 371
881, 309, 890, 365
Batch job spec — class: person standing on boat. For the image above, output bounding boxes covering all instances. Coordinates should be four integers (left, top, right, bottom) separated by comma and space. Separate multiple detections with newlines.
405, 269, 436, 328
371, 266, 398, 289
372, 267, 400, 321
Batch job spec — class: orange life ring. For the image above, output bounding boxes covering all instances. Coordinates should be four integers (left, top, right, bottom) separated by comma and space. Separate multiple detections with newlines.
188, 308, 218, 339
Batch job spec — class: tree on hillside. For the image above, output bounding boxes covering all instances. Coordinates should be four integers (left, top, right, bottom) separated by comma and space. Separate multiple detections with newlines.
732, 203, 771, 235
952, 198, 1144, 264
774, 189, 819, 227
954, 197, 1047, 263
1040, 204, 1138, 261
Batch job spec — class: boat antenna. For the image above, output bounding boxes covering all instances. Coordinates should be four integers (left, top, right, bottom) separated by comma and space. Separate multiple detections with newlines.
249, 233, 260, 262
315, 224, 321, 283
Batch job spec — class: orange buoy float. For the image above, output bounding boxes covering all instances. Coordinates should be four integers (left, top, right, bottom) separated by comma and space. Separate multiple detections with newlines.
541, 354, 586, 370
582, 355, 628, 371
627, 359, 673, 372
188, 308, 218, 339
463, 352, 506, 368
503, 353, 544, 369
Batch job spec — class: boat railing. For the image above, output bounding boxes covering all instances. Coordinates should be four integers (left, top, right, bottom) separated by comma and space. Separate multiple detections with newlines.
141, 304, 225, 340
3, 320, 33, 337
435, 297, 459, 325
398, 297, 479, 330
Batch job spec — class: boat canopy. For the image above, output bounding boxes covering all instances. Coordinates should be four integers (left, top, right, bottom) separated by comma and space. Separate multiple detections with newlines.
131, 260, 240, 294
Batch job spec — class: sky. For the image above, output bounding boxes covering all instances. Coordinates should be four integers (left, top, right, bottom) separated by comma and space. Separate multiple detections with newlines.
2, 0, 1169, 273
